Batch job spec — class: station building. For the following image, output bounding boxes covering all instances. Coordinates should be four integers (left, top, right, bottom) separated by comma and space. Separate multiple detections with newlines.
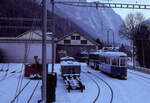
56, 32, 99, 60
0, 30, 99, 63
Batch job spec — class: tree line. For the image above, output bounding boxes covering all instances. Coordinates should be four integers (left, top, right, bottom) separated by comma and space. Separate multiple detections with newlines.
119, 12, 150, 68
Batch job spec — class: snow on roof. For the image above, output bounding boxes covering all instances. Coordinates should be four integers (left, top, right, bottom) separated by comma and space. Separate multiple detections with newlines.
60, 56, 75, 61
99, 51, 127, 57
80, 51, 88, 54
89, 50, 102, 55
47, 32, 52, 35
60, 61, 80, 66
58, 50, 67, 54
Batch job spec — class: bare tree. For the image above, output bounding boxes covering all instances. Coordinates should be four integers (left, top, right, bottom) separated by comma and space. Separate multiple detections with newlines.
119, 12, 145, 40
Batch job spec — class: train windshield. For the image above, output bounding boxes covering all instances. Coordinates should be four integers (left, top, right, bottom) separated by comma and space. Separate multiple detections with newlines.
111, 58, 119, 66
119, 57, 127, 66
111, 57, 127, 67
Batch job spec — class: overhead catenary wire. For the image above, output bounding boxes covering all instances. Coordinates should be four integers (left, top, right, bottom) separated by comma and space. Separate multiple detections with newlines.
15, 16, 40, 103
4, 0, 150, 102
11, 0, 45, 102
0, 17, 52, 22
13, 32, 34, 103
13, 12, 38, 103
54, 1, 150, 9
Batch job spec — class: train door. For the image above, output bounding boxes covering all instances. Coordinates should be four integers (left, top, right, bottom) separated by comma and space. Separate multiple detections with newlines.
104, 57, 112, 72
118, 57, 127, 79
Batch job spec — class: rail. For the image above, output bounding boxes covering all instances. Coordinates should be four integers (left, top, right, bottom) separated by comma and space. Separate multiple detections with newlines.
27, 80, 40, 103
85, 71, 114, 103
83, 72, 100, 103
10, 80, 31, 103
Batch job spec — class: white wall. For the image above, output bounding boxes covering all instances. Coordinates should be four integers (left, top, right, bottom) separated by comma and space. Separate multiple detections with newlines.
27, 43, 52, 63
57, 33, 96, 45
0, 41, 54, 63
0, 43, 25, 61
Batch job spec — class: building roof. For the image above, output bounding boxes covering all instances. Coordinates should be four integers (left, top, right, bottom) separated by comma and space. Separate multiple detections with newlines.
16, 30, 54, 40
56, 31, 99, 46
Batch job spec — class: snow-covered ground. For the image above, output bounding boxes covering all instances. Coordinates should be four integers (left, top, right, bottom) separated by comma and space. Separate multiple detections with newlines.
0, 63, 150, 103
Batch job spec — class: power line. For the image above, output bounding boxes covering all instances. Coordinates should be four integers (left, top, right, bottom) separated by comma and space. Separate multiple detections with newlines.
0, 26, 41, 29
0, 17, 52, 22
55, 1, 150, 9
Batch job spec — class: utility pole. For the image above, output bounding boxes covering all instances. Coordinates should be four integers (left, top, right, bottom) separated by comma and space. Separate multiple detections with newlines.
142, 40, 145, 67
112, 31, 115, 48
51, 0, 55, 73
133, 38, 135, 71
42, 0, 47, 102
107, 30, 109, 46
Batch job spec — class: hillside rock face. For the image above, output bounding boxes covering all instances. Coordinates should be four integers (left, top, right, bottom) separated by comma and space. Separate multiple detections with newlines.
36, 0, 128, 45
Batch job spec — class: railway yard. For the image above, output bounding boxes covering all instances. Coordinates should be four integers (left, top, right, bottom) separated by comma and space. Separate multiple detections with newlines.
0, 63, 150, 103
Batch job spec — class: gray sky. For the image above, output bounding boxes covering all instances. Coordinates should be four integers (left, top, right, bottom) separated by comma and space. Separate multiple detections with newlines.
113, 8, 150, 20
87, 0, 150, 20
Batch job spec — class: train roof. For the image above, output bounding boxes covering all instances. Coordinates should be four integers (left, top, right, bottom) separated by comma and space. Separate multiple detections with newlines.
99, 51, 127, 57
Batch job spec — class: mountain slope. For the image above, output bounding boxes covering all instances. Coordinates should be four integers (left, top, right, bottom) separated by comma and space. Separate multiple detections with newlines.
0, 0, 91, 39
35, 0, 128, 44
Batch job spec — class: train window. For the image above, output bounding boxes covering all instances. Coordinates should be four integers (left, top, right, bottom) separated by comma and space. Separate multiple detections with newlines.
111, 58, 119, 66
120, 58, 126, 66
106, 58, 110, 64
99, 57, 105, 63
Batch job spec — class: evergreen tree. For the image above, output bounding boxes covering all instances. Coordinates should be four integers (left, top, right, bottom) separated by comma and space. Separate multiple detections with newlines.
96, 38, 103, 49
134, 22, 150, 68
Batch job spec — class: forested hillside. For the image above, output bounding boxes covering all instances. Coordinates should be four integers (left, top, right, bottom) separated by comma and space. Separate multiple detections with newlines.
0, 0, 90, 38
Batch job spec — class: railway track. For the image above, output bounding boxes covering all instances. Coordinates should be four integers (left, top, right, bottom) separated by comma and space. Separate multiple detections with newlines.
0, 64, 22, 81
83, 71, 113, 103
83, 72, 100, 103
0, 64, 11, 81
0, 70, 21, 82
10, 80, 40, 103
27, 80, 40, 103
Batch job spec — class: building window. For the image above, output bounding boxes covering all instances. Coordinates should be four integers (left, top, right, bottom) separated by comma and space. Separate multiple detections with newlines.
64, 40, 70, 44
76, 36, 80, 40
71, 36, 76, 40
81, 40, 87, 44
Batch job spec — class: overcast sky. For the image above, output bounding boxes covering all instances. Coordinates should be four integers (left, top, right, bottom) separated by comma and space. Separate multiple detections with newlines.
87, 0, 150, 20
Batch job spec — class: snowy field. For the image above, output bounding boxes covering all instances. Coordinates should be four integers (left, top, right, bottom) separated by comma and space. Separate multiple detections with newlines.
0, 63, 150, 103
